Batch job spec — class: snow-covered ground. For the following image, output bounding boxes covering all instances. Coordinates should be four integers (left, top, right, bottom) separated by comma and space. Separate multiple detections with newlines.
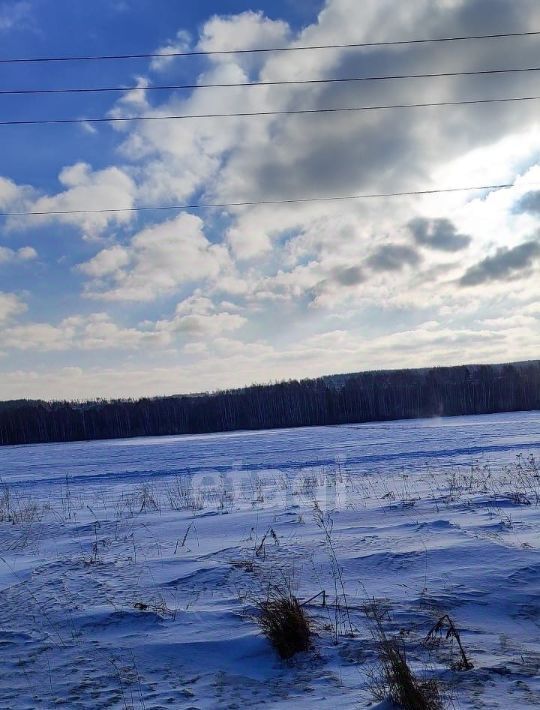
1, 411, 540, 708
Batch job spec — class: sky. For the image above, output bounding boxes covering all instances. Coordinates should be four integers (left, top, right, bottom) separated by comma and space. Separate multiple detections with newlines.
1, 0, 540, 401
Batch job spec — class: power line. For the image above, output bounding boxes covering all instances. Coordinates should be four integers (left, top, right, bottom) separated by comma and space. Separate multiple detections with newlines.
0, 182, 524, 218
2, 94, 539, 126
3, 65, 540, 96
1, 29, 540, 64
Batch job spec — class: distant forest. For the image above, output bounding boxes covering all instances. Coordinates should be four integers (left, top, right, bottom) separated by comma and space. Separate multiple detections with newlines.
1, 360, 539, 446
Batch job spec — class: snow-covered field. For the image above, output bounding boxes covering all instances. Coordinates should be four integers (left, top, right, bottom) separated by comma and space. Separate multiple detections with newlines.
1, 412, 540, 708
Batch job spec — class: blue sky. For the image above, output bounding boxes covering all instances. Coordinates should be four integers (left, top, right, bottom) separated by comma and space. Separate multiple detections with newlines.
1, 0, 540, 400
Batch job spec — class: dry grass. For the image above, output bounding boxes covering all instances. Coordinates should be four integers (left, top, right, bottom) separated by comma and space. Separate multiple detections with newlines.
425, 614, 473, 671
375, 634, 442, 710
257, 589, 312, 659
0, 482, 43, 525
166, 476, 204, 511
364, 601, 443, 710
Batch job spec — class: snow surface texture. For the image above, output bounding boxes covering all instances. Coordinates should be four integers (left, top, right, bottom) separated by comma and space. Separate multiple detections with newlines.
1, 411, 540, 708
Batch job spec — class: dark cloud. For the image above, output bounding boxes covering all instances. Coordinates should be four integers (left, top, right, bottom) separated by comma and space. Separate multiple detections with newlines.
459, 241, 540, 287
309, 264, 365, 301
515, 191, 540, 215
332, 265, 365, 286
217, 0, 540, 203
366, 244, 421, 272
408, 217, 471, 252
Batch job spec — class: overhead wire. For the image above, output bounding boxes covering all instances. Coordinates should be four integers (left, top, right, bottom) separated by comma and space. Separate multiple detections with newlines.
0, 182, 529, 218
1, 94, 539, 126
0, 28, 537, 219
2, 65, 540, 95
1, 29, 540, 63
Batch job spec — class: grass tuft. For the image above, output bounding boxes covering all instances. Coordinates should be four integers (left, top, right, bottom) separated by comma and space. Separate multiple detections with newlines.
376, 634, 442, 710
257, 591, 312, 659
364, 601, 443, 710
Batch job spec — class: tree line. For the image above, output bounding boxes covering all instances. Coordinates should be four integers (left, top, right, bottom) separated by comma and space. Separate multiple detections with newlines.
1, 360, 539, 446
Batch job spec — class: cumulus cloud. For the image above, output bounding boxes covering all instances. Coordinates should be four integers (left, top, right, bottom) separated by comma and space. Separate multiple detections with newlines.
212, 2, 540, 204
79, 213, 231, 301
107, 12, 292, 216
5, 1, 540, 398
459, 240, 540, 286
149, 29, 191, 72
197, 10, 290, 56
5, 315, 540, 400
96, 0, 540, 294
0, 295, 247, 354
0, 292, 26, 323
1, 313, 170, 352
0, 246, 37, 264
0, 176, 34, 214
78, 245, 130, 278
408, 218, 472, 252
27, 163, 136, 239
155, 295, 247, 338
110, 15, 291, 209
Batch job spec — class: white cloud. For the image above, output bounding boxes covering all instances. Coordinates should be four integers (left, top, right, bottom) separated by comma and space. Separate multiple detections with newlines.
109, 12, 292, 210
149, 29, 191, 72
5, 1, 540, 399
194, 0, 540, 265
0, 176, 34, 213
0, 295, 247, 354
0, 292, 26, 323
78, 245, 129, 278
1, 312, 170, 352
197, 10, 290, 55
155, 295, 247, 338
79, 213, 231, 301
4, 315, 540, 400
26, 163, 136, 239
0, 246, 37, 264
